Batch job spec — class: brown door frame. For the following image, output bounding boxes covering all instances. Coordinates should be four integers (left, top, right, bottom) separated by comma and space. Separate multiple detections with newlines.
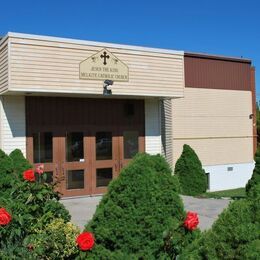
90, 125, 120, 195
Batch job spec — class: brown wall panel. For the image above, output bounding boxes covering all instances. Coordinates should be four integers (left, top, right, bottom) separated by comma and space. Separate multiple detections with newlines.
184, 54, 251, 91
26, 97, 145, 136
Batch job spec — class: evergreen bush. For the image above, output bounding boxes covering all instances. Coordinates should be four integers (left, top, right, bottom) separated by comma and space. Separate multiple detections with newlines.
180, 198, 260, 259
82, 153, 194, 259
246, 147, 260, 198
0, 149, 15, 197
174, 144, 207, 196
9, 149, 32, 179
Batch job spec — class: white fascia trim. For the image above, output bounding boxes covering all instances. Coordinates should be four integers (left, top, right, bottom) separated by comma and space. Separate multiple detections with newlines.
4, 32, 184, 56
7, 88, 184, 98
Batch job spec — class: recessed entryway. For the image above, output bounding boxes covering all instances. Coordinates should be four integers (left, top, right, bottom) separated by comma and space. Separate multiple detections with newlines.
26, 97, 145, 197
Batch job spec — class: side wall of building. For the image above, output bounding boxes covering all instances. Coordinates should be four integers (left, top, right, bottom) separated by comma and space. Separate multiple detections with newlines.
0, 96, 26, 155
172, 54, 255, 191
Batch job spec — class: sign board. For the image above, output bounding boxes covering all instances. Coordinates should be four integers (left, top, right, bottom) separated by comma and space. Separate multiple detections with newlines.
80, 49, 129, 82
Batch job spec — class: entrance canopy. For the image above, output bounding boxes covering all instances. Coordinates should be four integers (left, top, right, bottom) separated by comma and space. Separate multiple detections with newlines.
0, 32, 184, 99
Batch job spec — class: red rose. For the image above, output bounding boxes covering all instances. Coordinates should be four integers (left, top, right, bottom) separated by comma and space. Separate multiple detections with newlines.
184, 211, 199, 231
36, 164, 44, 175
76, 232, 95, 251
23, 169, 35, 182
0, 208, 12, 225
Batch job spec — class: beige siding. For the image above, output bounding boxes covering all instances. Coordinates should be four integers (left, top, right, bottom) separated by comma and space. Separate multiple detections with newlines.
9, 37, 184, 98
0, 42, 9, 94
172, 88, 254, 166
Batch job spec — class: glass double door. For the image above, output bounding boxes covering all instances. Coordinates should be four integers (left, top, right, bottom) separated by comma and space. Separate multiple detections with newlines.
27, 126, 144, 197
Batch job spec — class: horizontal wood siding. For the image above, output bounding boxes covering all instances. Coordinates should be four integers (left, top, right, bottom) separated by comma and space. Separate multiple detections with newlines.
172, 88, 254, 166
0, 96, 26, 155
185, 55, 251, 91
0, 42, 8, 94
9, 37, 184, 98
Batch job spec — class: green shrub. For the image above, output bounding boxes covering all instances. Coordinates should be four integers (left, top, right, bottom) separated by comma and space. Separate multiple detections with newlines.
174, 144, 207, 196
0, 149, 15, 197
23, 218, 80, 259
9, 149, 32, 179
82, 153, 194, 259
180, 198, 260, 259
246, 147, 260, 198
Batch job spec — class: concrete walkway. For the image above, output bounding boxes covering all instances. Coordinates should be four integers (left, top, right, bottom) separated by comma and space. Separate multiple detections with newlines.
61, 195, 230, 231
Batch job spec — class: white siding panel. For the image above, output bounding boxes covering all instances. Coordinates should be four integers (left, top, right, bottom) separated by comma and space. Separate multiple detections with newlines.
204, 162, 254, 191
145, 99, 161, 155
0, 96, 26, 155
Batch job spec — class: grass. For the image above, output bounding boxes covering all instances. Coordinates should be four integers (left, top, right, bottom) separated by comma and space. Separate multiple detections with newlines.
197, 188, 246, 199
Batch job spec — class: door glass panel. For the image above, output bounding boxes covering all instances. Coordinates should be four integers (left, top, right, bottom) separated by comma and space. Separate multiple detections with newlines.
45, 171, 53, 184
33, 132, 53, 163
96, 132, 112, 160
66, 132, 84, 162
96, 168, 113, 187
67, 170, 84, 190
124, 131, 139, 159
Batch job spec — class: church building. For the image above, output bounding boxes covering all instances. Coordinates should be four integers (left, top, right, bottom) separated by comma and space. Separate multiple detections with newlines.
0, 32, 256, 196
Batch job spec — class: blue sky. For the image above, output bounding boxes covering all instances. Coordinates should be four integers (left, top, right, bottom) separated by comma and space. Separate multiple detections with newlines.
1, 0, 259, 98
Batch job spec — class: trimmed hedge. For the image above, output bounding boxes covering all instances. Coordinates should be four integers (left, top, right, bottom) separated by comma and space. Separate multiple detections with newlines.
83, 153, 191, 259
9, 149, 32, 179
174, 144, 207, 196
246, 147, 260, 198
180, 198, 260, 259
0, 149, 15, 197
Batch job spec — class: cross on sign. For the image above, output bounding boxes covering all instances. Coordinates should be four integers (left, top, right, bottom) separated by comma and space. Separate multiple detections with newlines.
100, 51, 110, 65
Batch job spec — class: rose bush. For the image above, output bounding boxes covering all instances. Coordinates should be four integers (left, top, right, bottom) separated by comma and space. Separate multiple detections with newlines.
0, 208, 12, 226
23, 169, 36, 182
76, 232, 95, 251
0, 149, 72, 258
184, 211, 199, 231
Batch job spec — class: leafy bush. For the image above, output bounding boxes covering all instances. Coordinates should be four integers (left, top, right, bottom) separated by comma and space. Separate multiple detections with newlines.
246, 147, 260, 198
82, 153, 195, 259
174, 144, 207, 196
9, 149, 32, 179
0, 150, 72, 258
24, 218, 80, 259
180, 198, 260, 259
0, 176, 71, 246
